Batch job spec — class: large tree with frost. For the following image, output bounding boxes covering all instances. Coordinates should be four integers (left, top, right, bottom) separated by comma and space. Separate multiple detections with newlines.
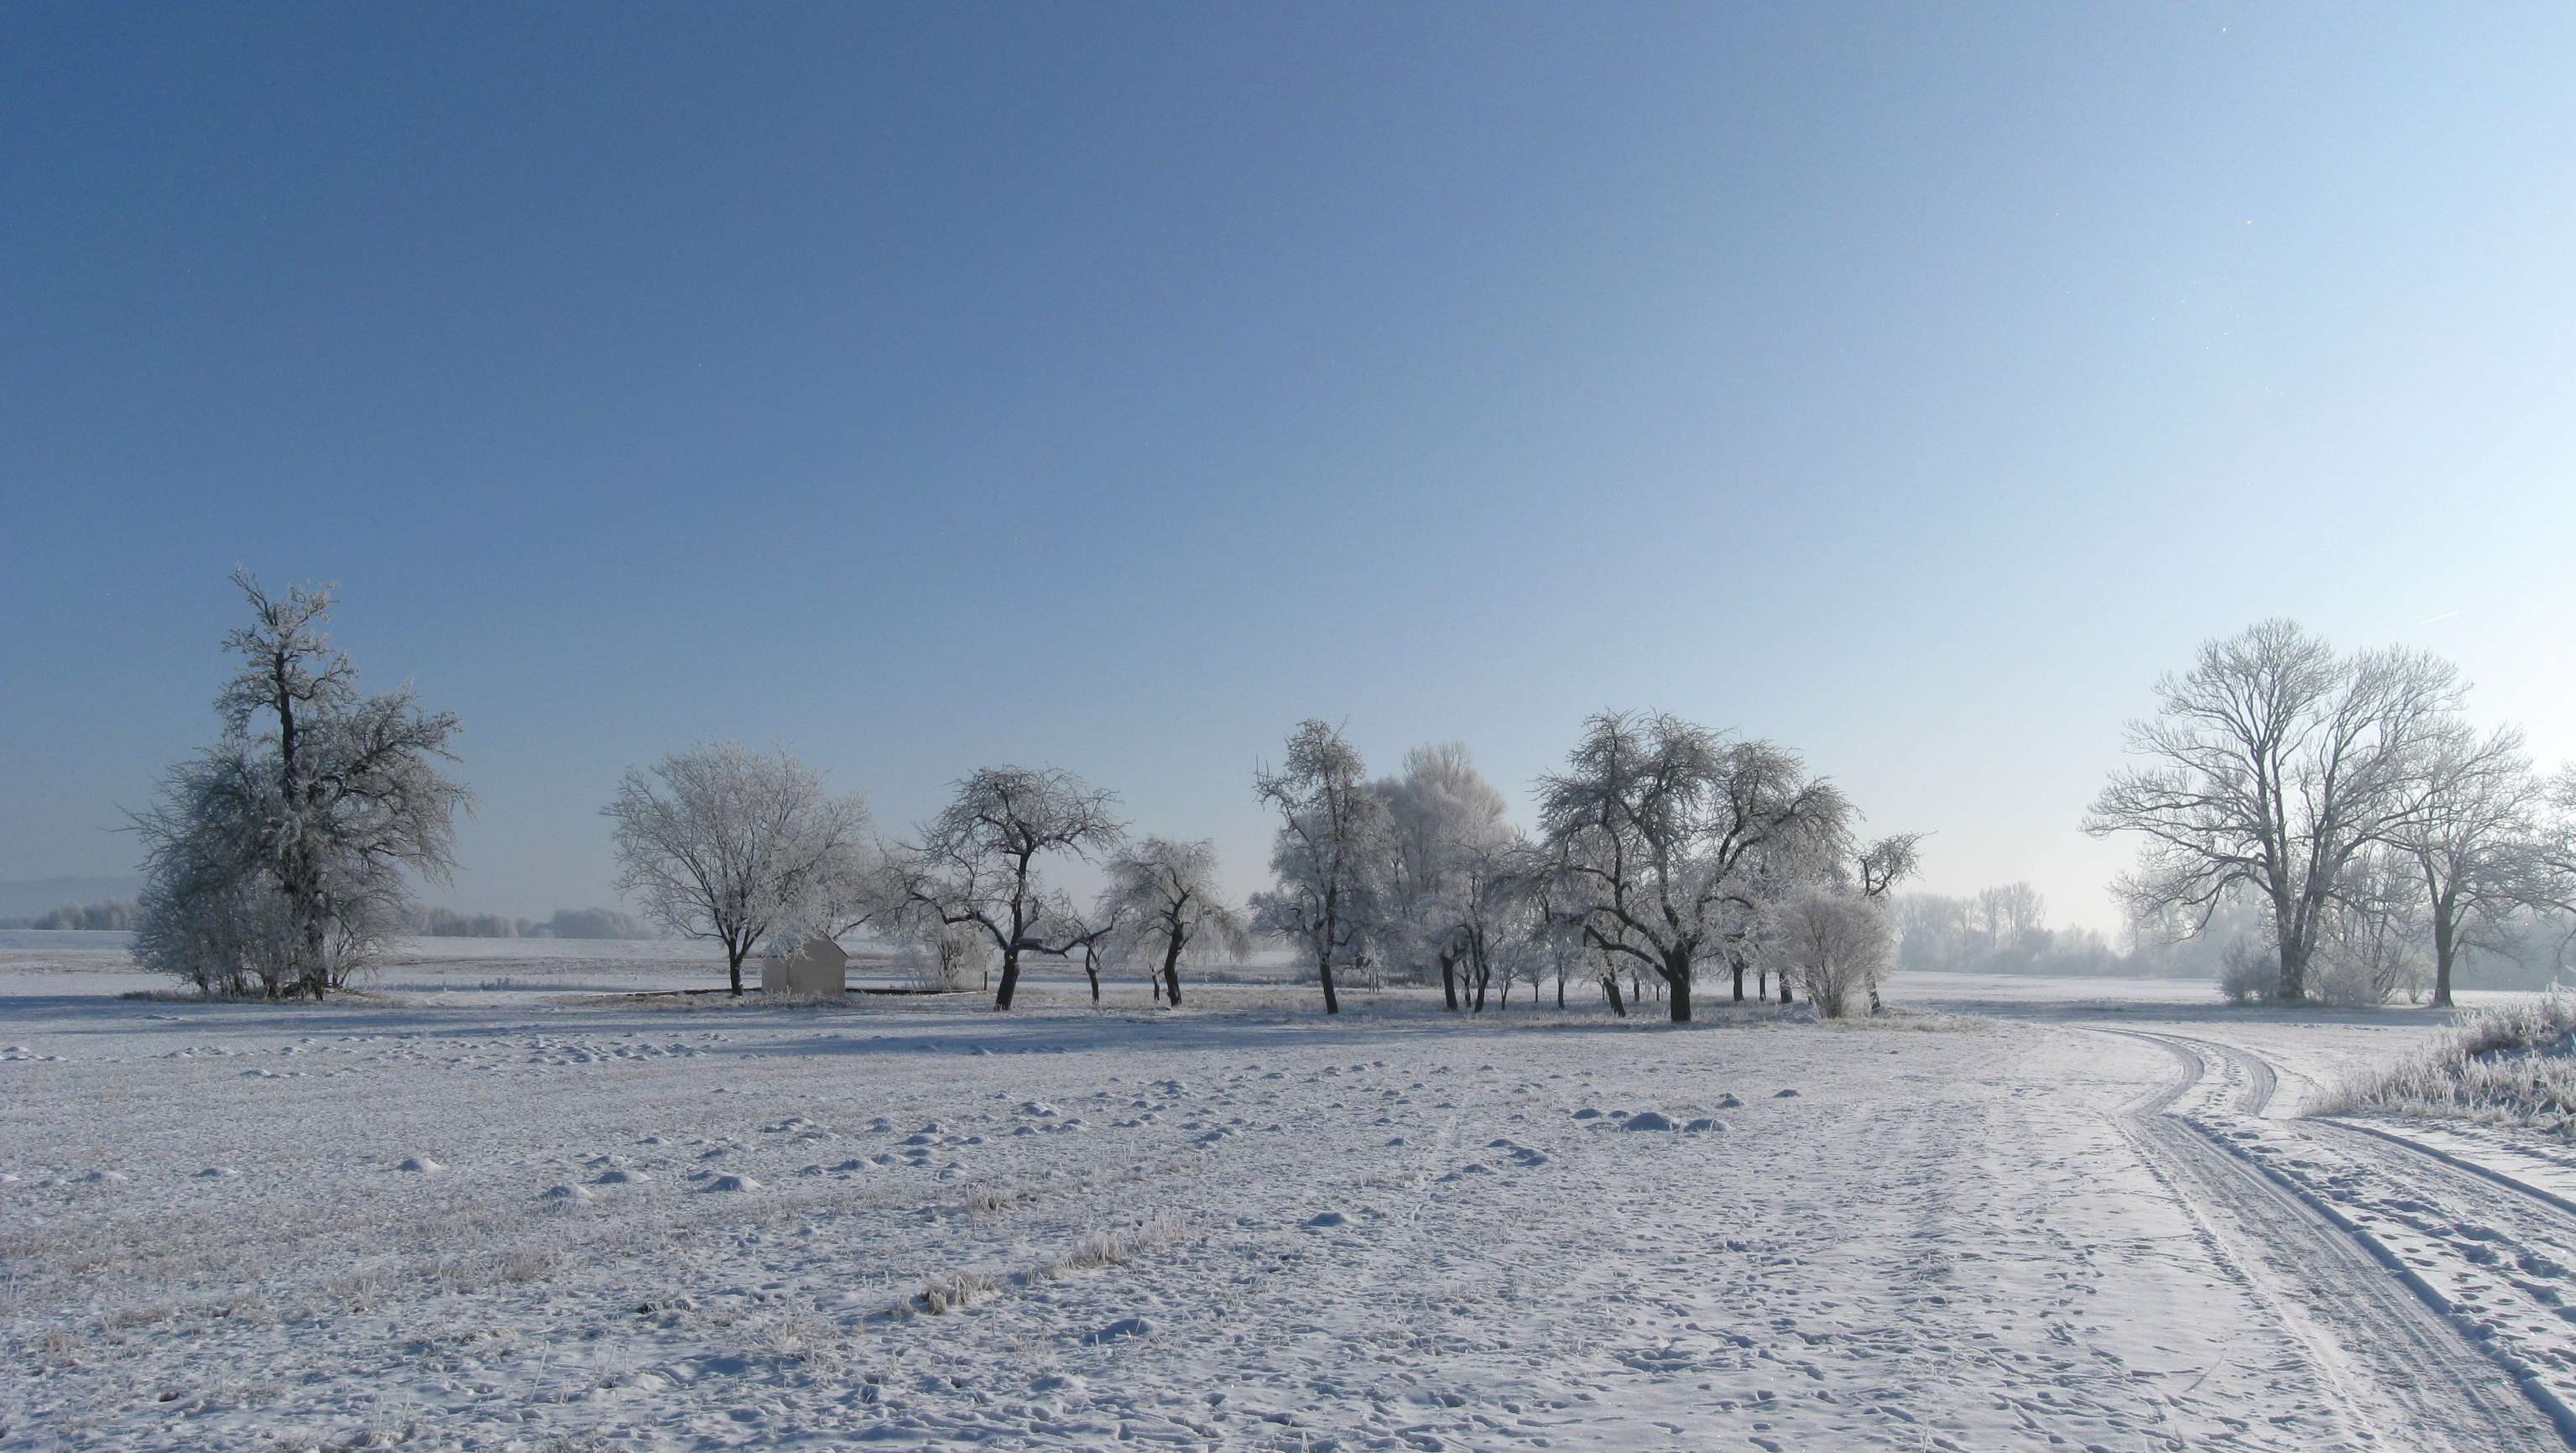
1098, 836, 1249, 1008
892, 766, 1125, 1010
1537, 711, 1853, 1023
130, 571, 468, 998
1251, 720, 1389, 1015
2085, 620, 2464, 1003
604, 742, 874, 995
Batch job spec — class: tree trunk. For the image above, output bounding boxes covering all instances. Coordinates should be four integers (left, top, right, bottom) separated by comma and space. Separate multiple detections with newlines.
727, 945, 746, 997
1557, 971, 1566, 1009
1757, 962, 1769, 998
1473, 970, 1489, 1012
1084, 961, 1100, 1003
995, 948, 1021, 1010
1602, 975, 1627, 1018
1665, 951, 1693, 1023
1439, 950, 1459, 1012
1160, 936, 1186, 1008
2432, 910, 2456, 1009
1731, 956, 1745, 1003
1778, 971, 1792, 1006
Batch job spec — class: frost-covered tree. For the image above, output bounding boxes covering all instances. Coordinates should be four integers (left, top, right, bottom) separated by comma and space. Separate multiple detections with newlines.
1371, 743, 1512, 1009
1251, 721, 1390, 1015
1768, 886, 1894, 1019
130, 573, 467, 998
1099, 836, 1249, 1009
1538, 711, 1852, 1023
604, 742, 873, 995
892, 766, 1124, 1010
2086, 620, 2464, 1002
2381, 720, 2538, 1007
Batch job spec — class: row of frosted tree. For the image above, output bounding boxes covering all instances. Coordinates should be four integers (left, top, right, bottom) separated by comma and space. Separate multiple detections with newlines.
125, 576, 1925, 1019
143, 579, 2553, 1017
589, 711, 1927, 1023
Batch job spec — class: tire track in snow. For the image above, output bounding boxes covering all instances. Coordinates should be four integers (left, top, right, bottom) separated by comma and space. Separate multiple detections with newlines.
2104, 1028, 2575, 1449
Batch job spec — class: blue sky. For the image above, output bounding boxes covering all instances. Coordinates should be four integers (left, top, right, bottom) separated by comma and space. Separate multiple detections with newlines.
4, 4, 2572, 930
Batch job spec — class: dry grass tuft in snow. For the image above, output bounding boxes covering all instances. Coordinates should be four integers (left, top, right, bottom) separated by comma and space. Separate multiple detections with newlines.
2318, 990, 2576, 1136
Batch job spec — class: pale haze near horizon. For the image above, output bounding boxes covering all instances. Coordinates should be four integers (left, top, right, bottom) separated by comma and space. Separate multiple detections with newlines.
3, 5, 2570, 934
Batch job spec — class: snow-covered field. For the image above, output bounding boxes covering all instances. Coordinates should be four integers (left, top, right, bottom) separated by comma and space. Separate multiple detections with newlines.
8, 941, 2576, 1450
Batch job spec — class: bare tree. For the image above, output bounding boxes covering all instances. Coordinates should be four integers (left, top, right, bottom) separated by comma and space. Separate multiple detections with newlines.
1767, 885, 1895, 1019
604, 742, 873, 995
1537, 711, 1852, 1023
2085, 620, 2464, 1002
894, 766, 1124, 1011
1251, 721, 1389, 1015
2382, 720, 2537, 1007
1100, 836, 1249, 1009
131, 572, 467, 998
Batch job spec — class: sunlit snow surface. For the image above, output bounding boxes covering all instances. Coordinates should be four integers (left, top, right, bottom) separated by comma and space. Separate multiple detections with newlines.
4, 942, 2571, 1450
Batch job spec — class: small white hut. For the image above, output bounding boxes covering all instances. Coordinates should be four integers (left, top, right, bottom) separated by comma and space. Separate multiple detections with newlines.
760, 935, 848, 999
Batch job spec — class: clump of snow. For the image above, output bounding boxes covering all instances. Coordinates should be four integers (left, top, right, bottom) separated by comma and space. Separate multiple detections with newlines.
1304, 1211, 1348, 1229
701, 1173, 760, 1192
1620, 1112, 1677, 1132
1086, 1315, 1153, 1342
1684, 1117, 1727, 1134
394, 1156, 442, 1173
1773, 1089, 1802, 1099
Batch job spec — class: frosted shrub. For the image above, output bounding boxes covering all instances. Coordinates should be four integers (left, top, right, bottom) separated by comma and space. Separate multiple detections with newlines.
2319, 991, 2576, 1135
2214, 938, 2277, 1006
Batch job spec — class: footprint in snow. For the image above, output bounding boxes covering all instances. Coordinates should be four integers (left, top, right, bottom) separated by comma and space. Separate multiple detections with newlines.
197, 1166, 239, 1179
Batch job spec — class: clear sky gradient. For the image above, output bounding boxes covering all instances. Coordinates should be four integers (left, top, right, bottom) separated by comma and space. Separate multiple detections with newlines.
4, 4, 2571, 930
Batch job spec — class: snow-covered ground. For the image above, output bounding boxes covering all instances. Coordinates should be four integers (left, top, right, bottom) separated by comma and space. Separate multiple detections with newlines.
7, 943, 2575, 1450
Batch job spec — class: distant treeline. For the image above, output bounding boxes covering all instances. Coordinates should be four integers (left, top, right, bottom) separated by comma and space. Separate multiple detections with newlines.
401, 906, 656, 940
1896, 882, 2572, 992
0, 899, 138, 930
